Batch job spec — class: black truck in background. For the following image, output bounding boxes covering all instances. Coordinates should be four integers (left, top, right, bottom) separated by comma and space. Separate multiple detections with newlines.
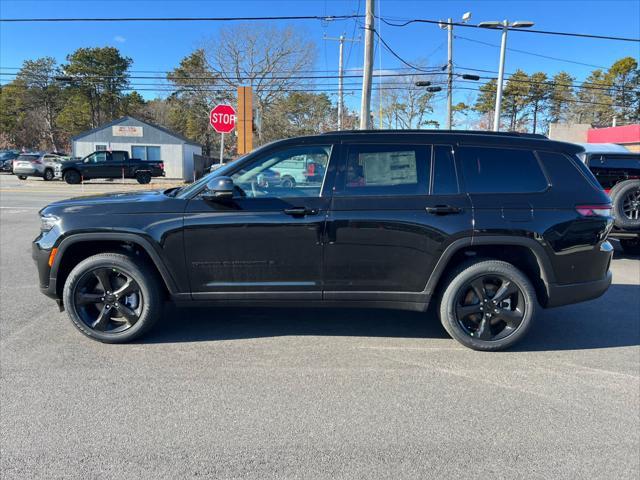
56, 150, 165, 184
580, 145, 640, 255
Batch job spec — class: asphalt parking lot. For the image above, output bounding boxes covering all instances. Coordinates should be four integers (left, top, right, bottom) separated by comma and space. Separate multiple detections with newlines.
1, 173, 639, 479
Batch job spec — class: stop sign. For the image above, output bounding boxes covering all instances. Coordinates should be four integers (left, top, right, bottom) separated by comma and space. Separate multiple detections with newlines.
209, 104, 236, 133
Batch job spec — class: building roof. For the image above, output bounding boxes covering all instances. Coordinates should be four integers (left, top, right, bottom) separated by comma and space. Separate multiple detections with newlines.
71, 116, 201, 146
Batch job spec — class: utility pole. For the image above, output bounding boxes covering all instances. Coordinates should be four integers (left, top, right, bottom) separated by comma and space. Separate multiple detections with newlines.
446, 18, 453, 130
359, 0, 375, 130
325, 34, 359, 130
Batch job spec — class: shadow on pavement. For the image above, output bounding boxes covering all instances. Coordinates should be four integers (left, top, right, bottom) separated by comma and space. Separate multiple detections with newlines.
141, 284, 639, 352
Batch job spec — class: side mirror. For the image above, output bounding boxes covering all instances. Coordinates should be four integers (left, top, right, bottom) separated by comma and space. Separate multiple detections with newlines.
203, 176, 235, 201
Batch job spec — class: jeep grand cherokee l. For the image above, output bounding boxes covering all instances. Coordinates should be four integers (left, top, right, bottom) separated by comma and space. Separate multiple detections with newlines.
33, 131, 613, 351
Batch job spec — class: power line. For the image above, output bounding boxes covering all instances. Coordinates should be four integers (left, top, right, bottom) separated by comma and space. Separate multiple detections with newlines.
371, 28, 438, 73
0, 14, 364, 23
454, 35, 609, 69
377, 16, 640, 43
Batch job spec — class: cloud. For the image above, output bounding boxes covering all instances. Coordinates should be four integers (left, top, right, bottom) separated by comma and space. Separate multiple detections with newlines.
114, 35, 126, 43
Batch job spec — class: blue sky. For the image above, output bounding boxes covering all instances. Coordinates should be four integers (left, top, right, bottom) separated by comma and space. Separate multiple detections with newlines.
1, 0, 639, 125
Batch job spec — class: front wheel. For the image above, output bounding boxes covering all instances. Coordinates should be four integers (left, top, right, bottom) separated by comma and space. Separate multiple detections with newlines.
439, 259, 536, 351
17, 175, 27, 180
136, 171, 151, 184
63, 253, 163, 343
64, 170, 81, 184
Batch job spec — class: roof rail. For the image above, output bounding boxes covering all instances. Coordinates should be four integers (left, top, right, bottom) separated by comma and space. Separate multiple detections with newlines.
321, 129, 548, 140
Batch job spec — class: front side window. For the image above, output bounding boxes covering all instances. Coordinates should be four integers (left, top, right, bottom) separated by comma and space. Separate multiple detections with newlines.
458, 146, 548, 193
230, 145, 332, 198
340, 144, 430, 196
86, 152, 107, 164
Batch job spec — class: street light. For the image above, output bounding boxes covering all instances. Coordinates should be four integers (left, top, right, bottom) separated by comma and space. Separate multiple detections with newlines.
479, 19, 535, 131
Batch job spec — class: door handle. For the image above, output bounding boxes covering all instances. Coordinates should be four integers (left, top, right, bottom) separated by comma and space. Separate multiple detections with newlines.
284, 207, 319, 217
426, 205, 463, 215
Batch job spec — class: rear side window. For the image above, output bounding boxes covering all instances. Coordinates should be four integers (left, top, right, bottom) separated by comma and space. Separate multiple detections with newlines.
111, 151, 126, 163
592, 154, 640, 169
538, 150, 601, 191
340, 144, 430, 196
432, 146, 459, 194
458, 146, 548, 193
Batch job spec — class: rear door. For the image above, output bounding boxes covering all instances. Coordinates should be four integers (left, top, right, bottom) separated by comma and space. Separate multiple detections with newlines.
323, 141, 472, 303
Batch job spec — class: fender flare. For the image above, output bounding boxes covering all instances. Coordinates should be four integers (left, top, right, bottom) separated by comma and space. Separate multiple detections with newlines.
424, 235, 555, 295
50, 232, 179, 294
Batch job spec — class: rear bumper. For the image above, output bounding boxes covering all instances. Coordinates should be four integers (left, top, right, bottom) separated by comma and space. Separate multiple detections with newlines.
14, 166, 41, 177
545, 270, 612, 308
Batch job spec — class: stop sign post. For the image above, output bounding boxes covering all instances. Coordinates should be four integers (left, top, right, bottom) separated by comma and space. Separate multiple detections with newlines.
210, 104, 236, 164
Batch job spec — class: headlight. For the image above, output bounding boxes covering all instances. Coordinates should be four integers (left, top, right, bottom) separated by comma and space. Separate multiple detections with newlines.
40, 215, 60, 232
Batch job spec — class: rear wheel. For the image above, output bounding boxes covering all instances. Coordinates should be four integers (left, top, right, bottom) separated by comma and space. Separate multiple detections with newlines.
136, 171, 151, 184
620, 237, 640, 256
43, 169, 54, 181
17, 175, 27, 180
63, 253, 162, 343
439, 259, 536, 351
64, 170, 81, 184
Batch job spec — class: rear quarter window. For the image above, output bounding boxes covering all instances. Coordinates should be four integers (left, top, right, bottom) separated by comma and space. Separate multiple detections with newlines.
458, 146, 548, 193
538, 150, 602, 191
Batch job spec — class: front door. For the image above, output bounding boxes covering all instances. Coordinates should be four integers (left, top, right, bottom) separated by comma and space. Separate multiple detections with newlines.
183, 143, 336, 300
323, 142, 473, 303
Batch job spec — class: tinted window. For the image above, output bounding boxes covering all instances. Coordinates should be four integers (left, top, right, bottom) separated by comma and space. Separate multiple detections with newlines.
598, 155, 640, 169
340, 144, 430, 196
432, 146, 459, 194
231, 145, 331, 198
459, 146, 548, 193
537, 150, 599, 191
86, 152, 107, 163
111, 151, 126, 163
17, 155, 39, 162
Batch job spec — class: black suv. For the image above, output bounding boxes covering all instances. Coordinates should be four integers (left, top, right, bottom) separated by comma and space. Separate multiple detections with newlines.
33, 131, 614, 351
579, 147, 640, 254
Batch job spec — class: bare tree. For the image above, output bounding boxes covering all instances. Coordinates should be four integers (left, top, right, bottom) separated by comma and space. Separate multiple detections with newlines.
377, 74, 442, 129
203, 23, 317, 142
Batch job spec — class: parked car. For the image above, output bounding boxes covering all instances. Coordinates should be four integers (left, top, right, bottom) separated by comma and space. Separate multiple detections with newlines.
577, 143, 640, 254
13, 152, 66, 181
56, 150, 165, 184
0, 150, 19, 172
34, 130, 613, 351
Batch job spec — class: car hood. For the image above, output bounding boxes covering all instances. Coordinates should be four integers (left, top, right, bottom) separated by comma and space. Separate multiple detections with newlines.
41, 189, 186, 216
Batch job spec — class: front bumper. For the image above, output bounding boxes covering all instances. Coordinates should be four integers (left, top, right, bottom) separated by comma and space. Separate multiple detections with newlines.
32, 239, 59, 302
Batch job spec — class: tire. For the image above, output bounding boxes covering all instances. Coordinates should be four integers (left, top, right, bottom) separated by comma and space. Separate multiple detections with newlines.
63, 170, 81, 185
438, 259, 536, 351
17, 175, 27, 180
281, 176, 296, 188
610, 180, 640, 230
63, 253, 163, 343
136, 171, 151, 184
43, 169, 54, 181
620, 237, 640, 256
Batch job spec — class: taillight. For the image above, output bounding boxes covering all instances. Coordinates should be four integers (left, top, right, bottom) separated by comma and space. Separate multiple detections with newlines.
32, 159, 42, 165
576, 204, 611, 217
159, 162, 164, 170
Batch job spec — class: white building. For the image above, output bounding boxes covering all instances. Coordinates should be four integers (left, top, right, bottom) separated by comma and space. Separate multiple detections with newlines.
72, 116, 202, 180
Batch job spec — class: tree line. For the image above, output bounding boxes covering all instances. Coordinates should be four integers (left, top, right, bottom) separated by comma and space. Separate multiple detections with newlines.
1, 22, 638, 155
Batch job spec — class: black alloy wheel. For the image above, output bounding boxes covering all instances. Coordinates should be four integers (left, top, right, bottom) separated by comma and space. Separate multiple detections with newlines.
454, 275, 525, 342
136, 171, 151, 184
73, 267, 143, 334
63, 253, 162, 342
439, 259, 536, 351
64, 170, 81, 184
